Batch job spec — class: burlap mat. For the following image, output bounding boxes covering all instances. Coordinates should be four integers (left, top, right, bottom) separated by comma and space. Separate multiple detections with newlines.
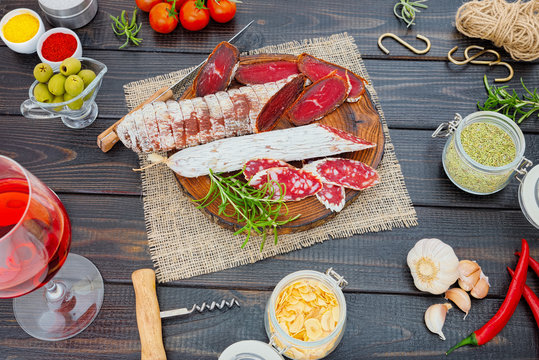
123, 33, 418, 283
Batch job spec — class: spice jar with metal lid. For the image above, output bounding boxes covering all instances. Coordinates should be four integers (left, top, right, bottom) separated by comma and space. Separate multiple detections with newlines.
432, 111, 532, 195
219, 268, 348, 360
38, 0, 98, 29
518, 164, 539, 229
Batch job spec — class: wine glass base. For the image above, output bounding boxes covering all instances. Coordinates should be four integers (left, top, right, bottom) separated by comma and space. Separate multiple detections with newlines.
60, 102, 98, 129
13, 253, 104, 341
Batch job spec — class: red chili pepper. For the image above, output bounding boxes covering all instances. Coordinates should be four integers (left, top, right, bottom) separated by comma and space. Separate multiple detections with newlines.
515, 251, 539, 277
446, 238, 529, 355
507, 267, 539, 328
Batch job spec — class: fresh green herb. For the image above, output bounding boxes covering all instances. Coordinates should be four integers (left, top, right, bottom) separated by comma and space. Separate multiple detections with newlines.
460, 123, 516, 167
110, 9, 142, 49
478, 75, 539, 124
393, 0, 428, 27
194, 169, 300, 251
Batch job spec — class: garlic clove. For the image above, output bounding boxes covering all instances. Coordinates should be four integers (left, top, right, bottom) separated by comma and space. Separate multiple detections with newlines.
470, 271, 490, 299
424, 303, 452, 340
458, 260, 481, 277
458, 260, 481, 291
445, 287, 471, 319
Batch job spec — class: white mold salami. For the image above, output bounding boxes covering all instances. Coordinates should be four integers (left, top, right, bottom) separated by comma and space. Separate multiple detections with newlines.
166, 100, 186, 150
203, 94, 226, 140
215, 91, 238, 137
191, 97, 213, 144
134, 109, 153, 153
239, 86, 262, 131
179, 99, 200, 147
153, 102, 176, 151
142, 104, 161, 151
227, 88, 251, 135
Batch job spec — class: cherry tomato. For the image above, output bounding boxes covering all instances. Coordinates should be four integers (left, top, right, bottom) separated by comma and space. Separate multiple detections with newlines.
149, 2, 179, 34
179, 0, 210, 31
135, 0, 162, 12
207, 0, 236, 23
165, 0, 188, 12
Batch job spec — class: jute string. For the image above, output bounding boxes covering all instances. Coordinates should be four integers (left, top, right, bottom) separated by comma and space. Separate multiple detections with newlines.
455, 0, 539, 61
123, 33, 418, 282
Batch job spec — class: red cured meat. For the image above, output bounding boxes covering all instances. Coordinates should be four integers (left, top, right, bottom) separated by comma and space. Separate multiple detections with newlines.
243, 158, 293, 181
248, 166, 323, 201
235, 61, 299, 85
298, 53, 366, 102
256, 74, 306, 132
194, 42, 240, 97
286, 73, 350, 126
315, 183, 346, 212
303, 158, 379, 191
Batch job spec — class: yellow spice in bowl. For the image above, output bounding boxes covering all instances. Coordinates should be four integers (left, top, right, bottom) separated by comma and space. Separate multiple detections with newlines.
3, 14, 39, 43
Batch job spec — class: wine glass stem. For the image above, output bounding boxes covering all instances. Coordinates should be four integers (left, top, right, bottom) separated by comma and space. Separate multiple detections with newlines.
44, 280, 68, 309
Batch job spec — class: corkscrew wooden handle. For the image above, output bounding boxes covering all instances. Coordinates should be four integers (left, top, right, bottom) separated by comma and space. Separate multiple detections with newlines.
132, 268, 167, 360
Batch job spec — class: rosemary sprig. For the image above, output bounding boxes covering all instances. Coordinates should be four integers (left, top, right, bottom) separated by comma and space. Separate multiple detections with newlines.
478, 75, 539, 124
393, 0, 428, 27
110, 9, 142, 49
194, 169, 300, 251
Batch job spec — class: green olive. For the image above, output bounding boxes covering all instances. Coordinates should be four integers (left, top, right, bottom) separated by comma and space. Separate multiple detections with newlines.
34, 83, 54, 103
48, 74, 66, 96
64, 75, 84, 96
77, 69, 96, 88
52, 95, 64, 111
60, 57, 82, 76
33, 63, 53, 83
64, 93, 84, 110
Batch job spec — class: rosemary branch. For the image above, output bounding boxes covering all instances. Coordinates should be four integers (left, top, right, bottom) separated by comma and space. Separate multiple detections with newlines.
478, 75, 539, 124
393, 0, 428, 28
194, 169, 300, 251
110, 9, 142, 49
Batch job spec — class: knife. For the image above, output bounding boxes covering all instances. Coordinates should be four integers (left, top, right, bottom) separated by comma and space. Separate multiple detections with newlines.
97, 20, 254, 153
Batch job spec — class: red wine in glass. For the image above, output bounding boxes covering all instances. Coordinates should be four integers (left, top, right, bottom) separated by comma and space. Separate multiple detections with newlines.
0, 156, 104, 341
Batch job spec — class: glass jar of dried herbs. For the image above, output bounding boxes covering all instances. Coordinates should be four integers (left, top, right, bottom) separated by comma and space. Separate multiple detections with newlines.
433, 112, 532, 195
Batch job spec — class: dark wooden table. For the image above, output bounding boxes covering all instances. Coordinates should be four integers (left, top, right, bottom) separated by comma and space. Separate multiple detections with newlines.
1, 1, 538, 358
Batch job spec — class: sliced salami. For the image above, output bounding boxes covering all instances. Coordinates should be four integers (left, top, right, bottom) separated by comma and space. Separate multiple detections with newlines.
251, 84, 272, 111
227, 88, 251, 135
116, 115, 135, 151
153, 102, 176, 151
303, 157, 379, 190
203, 94, 226, 140
215, 91, 237, 137
263, 82, 280, 98
239, 86, 263, 131
243, 158, 293, 181
190, 97, 213, 144
166, 100, 186, 149
248, 166, 322, 201
193, 42, 239, 97
142, 104, 161, 151
179, 99, 200, 147
315, 183, 346, 212
135, 108, 154, 153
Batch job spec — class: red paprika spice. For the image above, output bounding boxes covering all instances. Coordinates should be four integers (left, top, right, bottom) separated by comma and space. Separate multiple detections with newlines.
41, 33, 77, 62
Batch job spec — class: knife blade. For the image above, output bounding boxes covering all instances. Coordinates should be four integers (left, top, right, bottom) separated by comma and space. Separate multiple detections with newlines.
152, 20, 254, 103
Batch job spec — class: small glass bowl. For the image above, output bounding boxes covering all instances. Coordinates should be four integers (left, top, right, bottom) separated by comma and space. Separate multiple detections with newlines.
36, 27, 83, 71
0, 8, 45, 54
20, 57, 107, 129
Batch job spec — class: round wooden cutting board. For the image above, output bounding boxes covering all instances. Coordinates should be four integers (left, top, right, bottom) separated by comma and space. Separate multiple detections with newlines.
174, 82, 384, 235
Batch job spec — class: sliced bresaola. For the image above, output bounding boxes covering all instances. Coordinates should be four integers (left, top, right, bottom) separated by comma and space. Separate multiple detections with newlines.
235, 54, 300, 85
286, 72, 350, 126
193, 42, 240, 97
248, 166, 322, 201
243, 158, 293, 181
303, 157, 379, 191
315, 183, 346, 212
255, 74, 306, 132
298, 53, 366, 102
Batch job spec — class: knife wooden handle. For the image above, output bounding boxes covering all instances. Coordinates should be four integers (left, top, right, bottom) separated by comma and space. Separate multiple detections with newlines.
132, 269, 167, 360
97, 86, 173, 153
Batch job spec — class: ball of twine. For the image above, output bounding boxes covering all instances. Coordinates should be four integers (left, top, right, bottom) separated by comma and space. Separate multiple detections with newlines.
455, 0, 539, 61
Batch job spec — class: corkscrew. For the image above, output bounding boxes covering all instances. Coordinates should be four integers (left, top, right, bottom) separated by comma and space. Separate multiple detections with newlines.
160, 298, 240, 319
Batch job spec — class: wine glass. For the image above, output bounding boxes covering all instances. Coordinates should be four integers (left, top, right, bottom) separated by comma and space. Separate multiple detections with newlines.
0, 155, 104, 341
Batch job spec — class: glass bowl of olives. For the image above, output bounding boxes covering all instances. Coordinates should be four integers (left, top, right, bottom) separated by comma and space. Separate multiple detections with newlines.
21, 57, 107, 129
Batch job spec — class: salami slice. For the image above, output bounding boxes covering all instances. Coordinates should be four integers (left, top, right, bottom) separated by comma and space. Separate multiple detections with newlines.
303, 157, 379, 190
215, 91, 238, 137
235, 54, 300, 85
163, 124, 376, 177
125, 115, 142, 152
248, 166, 322, 201
203, 94, 226, 140
243, 158, 293, 181
153, 102, 176, 151
286, 72, 350, 126
116, 115, 135, 150
315, 183, 346, 212
263, 82, 280, 98
135, 107, 154, 153
239, 86, 263, 131
298, 53, 367, 102
193, 42, 239, 97
166, 100, 186, 149
191, 97, 213, 144
179, 99, 200, 147
227, 88, 252, 135
142, 104, 161, 151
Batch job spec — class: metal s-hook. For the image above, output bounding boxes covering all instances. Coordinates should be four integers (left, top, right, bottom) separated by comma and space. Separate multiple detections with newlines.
447, 46, 498, 65
490, 61, 514, 82
378, 33, 431, 55
463, 45, 501, 65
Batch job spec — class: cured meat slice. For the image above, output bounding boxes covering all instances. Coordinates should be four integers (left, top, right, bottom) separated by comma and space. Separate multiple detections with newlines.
203, 94, 226, 140
190, 97, 213, 144
215, 91, 238, 137
235, 54, 300, 85
315, 183, 346, 212
165, 100, 186, 149
193, 42, 239, 97
133, 107, 153, 152
243, 158, 293, 181
248, 167, 322, 201
142, 104, 161, 151
239, 86, 263, 131
153, 102, 176, 151
303, 157, 379, 191
286, 73, 350, 126
227, 88, 251, 135
179, 99, 200, 146
298, 53, 366, 102
116, 115, 135, 150
125, 116, 142, 152
163, 124, 376, 177
256, 75, 307, 133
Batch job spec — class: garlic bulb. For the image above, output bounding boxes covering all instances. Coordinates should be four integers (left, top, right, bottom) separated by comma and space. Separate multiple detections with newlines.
445, 287, 471, 319
424, 303, 452, 340
407, 238, 460, 294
